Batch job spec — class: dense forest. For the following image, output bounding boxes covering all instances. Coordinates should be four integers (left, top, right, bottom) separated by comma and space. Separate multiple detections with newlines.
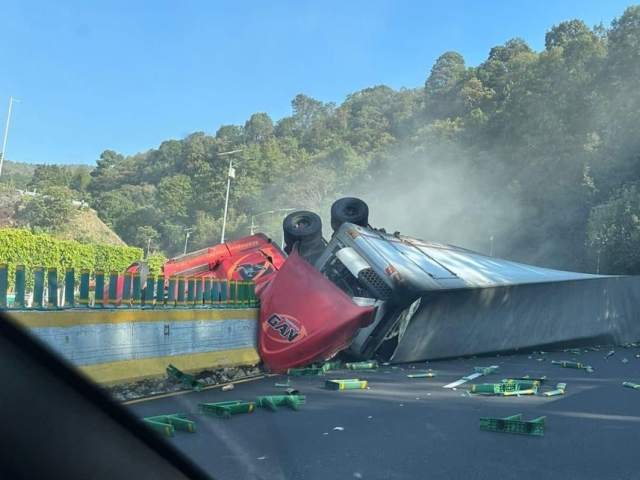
8, 5, 640, 274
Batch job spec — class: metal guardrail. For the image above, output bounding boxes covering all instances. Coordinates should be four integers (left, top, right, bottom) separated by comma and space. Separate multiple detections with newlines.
0, 264, 257, 310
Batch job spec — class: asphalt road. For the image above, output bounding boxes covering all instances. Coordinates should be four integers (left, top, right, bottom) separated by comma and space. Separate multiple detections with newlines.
125, 347, 640, 480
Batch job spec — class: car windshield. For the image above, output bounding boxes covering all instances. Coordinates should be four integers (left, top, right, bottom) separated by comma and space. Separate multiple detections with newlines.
2, 1, 640, 479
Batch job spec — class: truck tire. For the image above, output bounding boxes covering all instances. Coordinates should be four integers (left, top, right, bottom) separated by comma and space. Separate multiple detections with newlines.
330, 197, 369, 231
283, 211, 323, 251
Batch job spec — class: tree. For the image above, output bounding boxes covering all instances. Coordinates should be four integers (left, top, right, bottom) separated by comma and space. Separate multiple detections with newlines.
155, 174, 192, 222
88, 150, 126, 195
243, 113, 275, 144
424, 51, 467, 119
28, 165, 69, 191
215, 124, 244, 149
18, 186, 78, 232
587, 186, 640, 274
291, 94, 326, 131
69, 166, 92, 195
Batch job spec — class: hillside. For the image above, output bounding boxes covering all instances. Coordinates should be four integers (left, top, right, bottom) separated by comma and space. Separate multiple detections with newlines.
0, 188, 126, 246
0, 160, 36, 189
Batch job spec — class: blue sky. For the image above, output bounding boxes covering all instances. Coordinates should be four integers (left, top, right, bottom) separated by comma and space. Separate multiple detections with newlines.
0, 0, 634, 166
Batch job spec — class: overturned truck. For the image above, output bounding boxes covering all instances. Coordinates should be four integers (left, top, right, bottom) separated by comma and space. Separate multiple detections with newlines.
257, 197, 640, 372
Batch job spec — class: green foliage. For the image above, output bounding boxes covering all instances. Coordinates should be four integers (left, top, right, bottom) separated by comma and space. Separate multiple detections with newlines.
146, 253, 167, 276
0, 228, 142, 289
587, 186, 640, 274
17, 186, 79, 233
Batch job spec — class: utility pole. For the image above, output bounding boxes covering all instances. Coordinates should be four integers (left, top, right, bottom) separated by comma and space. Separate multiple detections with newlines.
184, 228, 193, 255
219, 150, 243, 244
0, 97, 23, 180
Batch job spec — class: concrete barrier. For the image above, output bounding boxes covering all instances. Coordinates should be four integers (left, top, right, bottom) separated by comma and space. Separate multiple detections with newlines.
7, 308, 260, 385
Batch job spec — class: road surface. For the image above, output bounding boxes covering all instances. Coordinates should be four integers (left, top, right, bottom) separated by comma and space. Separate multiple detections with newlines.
125, 347, 640, 480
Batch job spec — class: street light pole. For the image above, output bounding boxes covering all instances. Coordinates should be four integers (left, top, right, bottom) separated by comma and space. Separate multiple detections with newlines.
219, 150, 243, 244
248, 208, 297, 242
251, 210, 275, 235
184, 228, 193, 255
0, 97, 23, 180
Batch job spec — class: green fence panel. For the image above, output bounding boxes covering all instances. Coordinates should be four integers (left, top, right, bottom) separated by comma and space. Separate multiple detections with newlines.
143, 274, 154, 308
195, 278, 203, 306
64, 268, 75, 307
203, 278, 212, 306
14, 265, 26, 308
156, 275, 165, 306
46, 267, 58, 308
32, 267, 45, 308
121, 273, 132, 307
108, 271, 118, 307
187, 278, 195, 307
177, 277, 186, 307
79, 269, 90, 307
167, 276, 177, 306
220, 280, 228, 308
0, 264, 7, 308
248, 281, 257, 307
211, 279, 220, 306
94, 270, 105, 308
132, 272, 141, 308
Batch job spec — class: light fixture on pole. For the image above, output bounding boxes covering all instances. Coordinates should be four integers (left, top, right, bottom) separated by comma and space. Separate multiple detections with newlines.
248, 208, 297, 242
250, 210, 275, 235
184, 228, 194, 255
0, 97, 23, 180
219, 150, 243, 244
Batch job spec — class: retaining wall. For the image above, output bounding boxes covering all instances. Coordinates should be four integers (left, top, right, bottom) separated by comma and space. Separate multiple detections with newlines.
7, 308, 260, 385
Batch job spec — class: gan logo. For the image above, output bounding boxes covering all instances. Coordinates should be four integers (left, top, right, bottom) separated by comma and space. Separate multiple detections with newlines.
263, 313, 307, 344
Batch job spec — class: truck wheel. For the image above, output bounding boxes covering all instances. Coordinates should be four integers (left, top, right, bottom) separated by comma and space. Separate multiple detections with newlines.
330, 197, 369, 231
283, 211, 323, 251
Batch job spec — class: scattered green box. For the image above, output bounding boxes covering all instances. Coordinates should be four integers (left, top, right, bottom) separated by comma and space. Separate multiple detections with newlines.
325, 379, 368, 390
479, 414, 546, 436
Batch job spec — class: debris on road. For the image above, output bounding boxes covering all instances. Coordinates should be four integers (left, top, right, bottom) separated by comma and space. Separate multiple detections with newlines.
604, 350, 615, 360
622, 382, 640, 389
325, 379, 368, 390
470, 381, 540, 396
443, 365, 499, 388
479, 414, 546, 436
221, 384, 235, 391
333, 427, 344, 431
345, 361, 379, 370
198, 400, 255, 419
622, 358, 629, 364
407, 372, 437, 378
256, 395, 306, 411
287, 367, 325, 377
275, 379, 290, 387
543, 383, 567, 396
551, 360, 594, 373
142, 413, 196, 437
166, 364, 205, 392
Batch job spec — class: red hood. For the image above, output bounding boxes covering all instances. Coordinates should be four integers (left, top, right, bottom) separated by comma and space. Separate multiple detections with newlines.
257, 247, 375, 372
